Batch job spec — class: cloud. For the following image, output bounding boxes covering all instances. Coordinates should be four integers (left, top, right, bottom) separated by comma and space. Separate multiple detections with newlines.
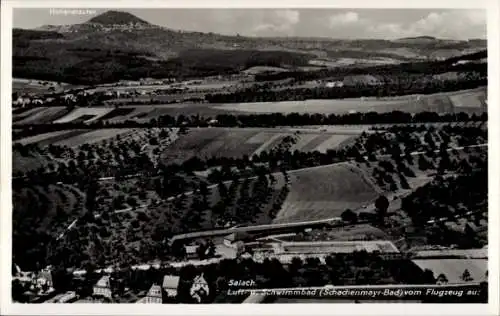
328, 11, 360, 27
275, 9, 300, 25
364, 10, 486, 39
253, 9, 300, 35
406, 10, 486, 39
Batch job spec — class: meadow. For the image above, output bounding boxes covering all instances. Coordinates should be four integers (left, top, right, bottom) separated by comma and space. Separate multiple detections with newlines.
274, 163, 381, 223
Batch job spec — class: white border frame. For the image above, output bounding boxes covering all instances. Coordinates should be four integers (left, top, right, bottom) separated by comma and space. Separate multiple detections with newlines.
1, 1, 499, 315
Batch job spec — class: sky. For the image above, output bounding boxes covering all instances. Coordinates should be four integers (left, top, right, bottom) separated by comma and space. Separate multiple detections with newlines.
13, 8, 487, 40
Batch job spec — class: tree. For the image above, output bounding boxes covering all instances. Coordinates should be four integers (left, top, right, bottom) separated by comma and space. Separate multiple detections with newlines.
52, 265, 72, 291
418, 154, 431, 171
374, 195, 389, 223
85, 179, 99, 215
341, 209, 358, 224
461, 269, 473, 282
126, 196, 139, 208
421, 269, 435, 284
436, 273, 448, 284
55, 205, 66, 221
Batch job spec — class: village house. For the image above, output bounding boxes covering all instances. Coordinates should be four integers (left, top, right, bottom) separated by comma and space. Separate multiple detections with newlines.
136, 284, 163, 303
93, 275, 112, 298
190, 273, 210, 303
162, 275, 180, 298
208, 119, 219, 126
32, 99, 44, 105
28, 266, 54, 294
63, 94, 76, 102
323, 81, 344, 88
184, 245, 199, 259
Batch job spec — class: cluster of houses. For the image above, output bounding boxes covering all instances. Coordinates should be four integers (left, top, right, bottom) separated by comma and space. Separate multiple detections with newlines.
13, 96, 46, 107
87, 273, 209, 303
12, 265, 55, 301
115, 78, 177, 87
12, 90, 87, 108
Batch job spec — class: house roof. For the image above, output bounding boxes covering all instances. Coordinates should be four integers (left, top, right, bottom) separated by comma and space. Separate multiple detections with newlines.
162, 275, 180, 290
224, 231, 250, 242
225, 233, 237, 242
147, 284, 163, 298
95, 276, 111, 288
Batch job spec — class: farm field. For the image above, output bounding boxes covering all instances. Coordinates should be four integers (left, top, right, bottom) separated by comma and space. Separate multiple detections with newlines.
105, 92, 206, 104
12, 87, 487, 126
14, 107, 70, 124
160, 128, 358, 165
160, 128, 261, 164
449, 90, 486, 110
103, 107, 157, 122
214, 99, 412, 114
213, 88, 487, 115
117, 104, 235, 120
14, 130, 88, 147
411, 259, 487, 284
15, 130, 83, 145
54, 108, 114, 123
312, 134, 356, 152
12, 107, 50, 122
274, 162, 381, 223
50, 129, 136, 147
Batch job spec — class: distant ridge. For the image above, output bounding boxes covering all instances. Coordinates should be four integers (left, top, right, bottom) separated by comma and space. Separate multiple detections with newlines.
397, 36, 437, 41
86, 10, 151, 26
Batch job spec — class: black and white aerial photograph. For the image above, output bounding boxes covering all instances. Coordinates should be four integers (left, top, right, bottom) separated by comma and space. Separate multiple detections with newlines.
1, 2, 496, 314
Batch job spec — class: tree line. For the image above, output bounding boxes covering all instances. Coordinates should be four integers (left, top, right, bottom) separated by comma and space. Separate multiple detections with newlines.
13, 110, 487, 140
206, 78, 486, 103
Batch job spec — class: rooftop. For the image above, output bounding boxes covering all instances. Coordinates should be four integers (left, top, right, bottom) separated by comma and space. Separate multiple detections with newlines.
147, 284, 163, 298
95, 276, 111, 288
162, 275, 180, 289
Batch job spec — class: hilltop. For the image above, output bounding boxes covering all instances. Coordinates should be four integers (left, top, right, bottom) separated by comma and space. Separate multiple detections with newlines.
395, 36, 437, 42
86, 10, 151, 26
